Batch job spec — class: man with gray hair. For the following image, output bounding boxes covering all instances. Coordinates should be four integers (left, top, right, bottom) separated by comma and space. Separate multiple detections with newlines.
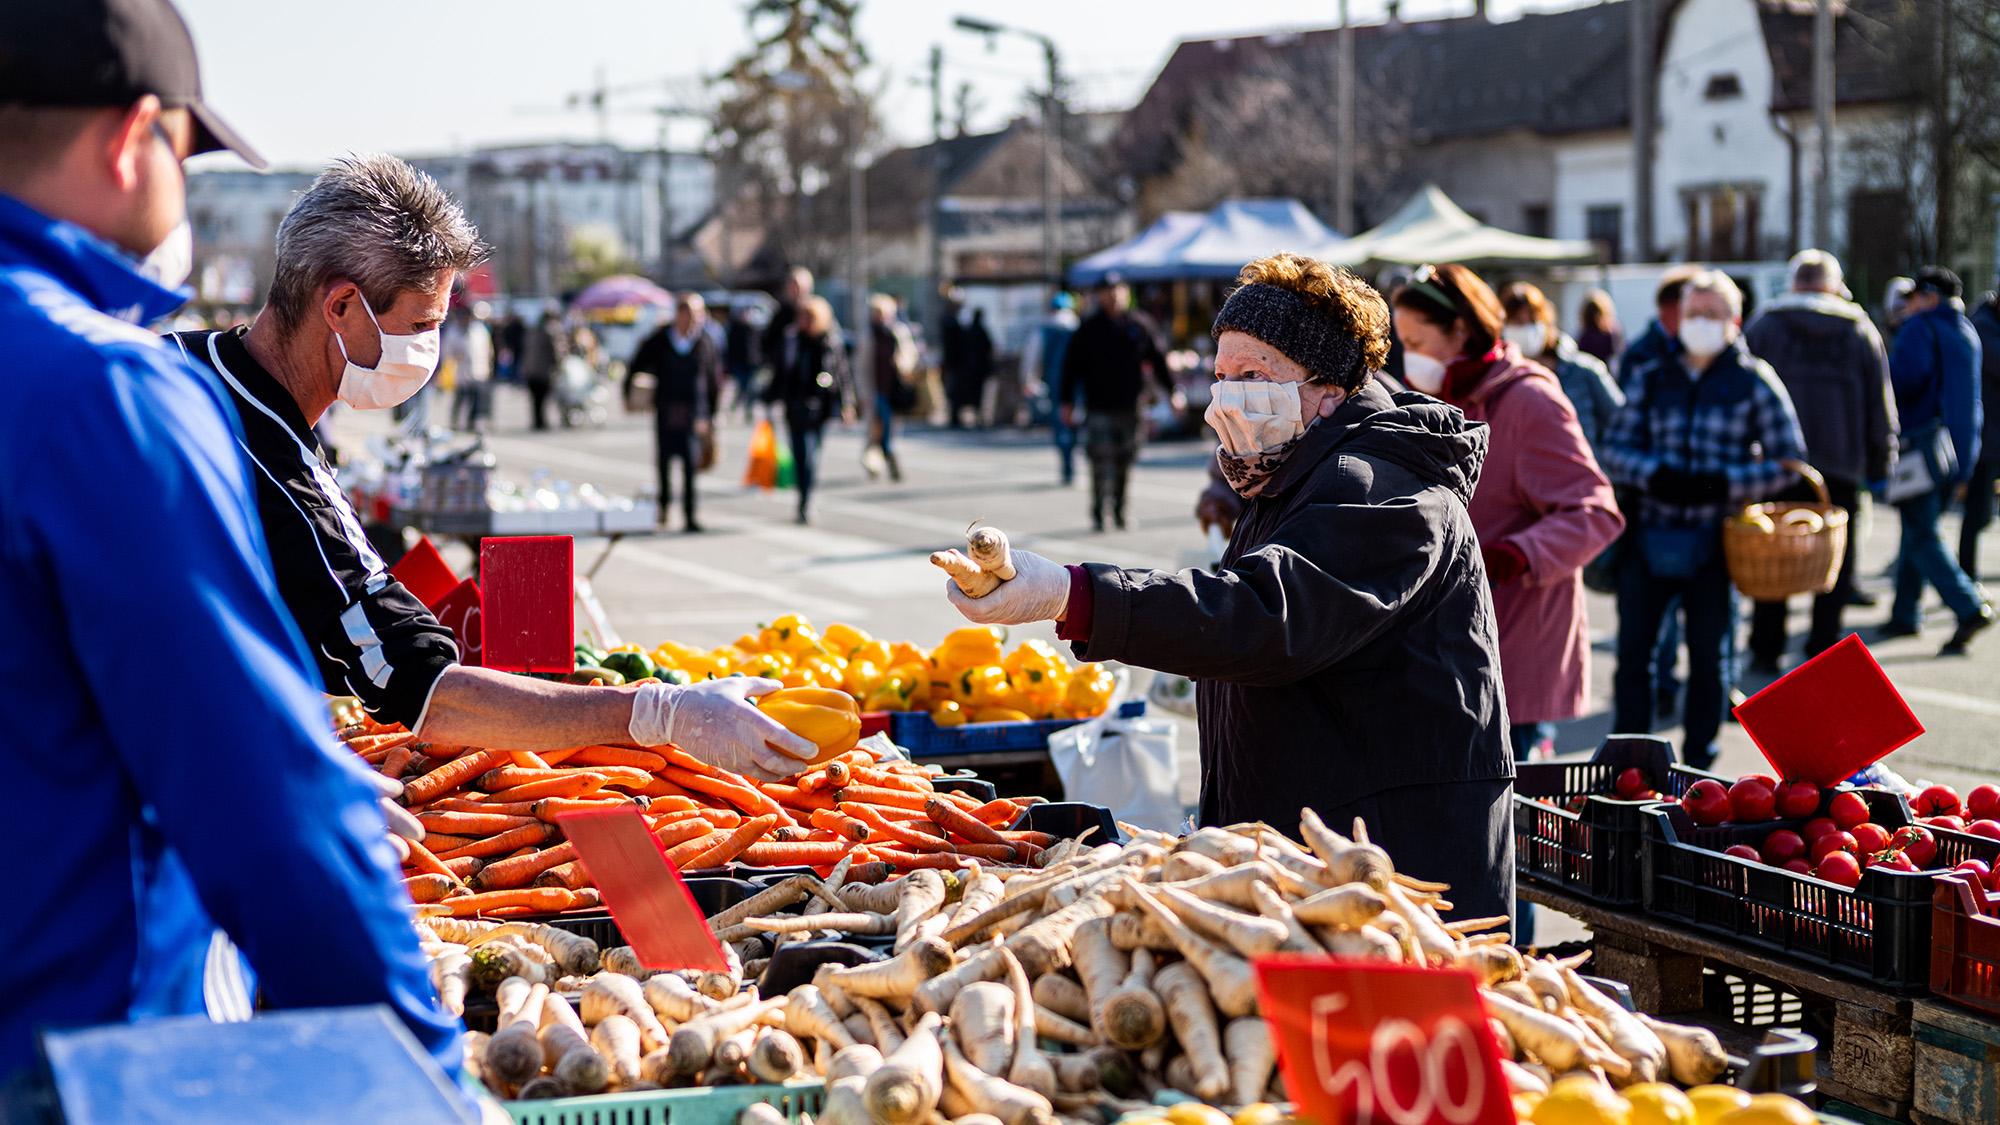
174, 155, 817, 777
1601, 269, 1807, 767
1742, 249, 1898, 669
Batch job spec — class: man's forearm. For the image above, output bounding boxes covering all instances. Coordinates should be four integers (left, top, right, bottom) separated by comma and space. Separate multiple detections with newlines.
415, 664, 637, 752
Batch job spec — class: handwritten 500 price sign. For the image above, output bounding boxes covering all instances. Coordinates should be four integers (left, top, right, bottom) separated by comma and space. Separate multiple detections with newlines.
1252, 957, 1511, 1125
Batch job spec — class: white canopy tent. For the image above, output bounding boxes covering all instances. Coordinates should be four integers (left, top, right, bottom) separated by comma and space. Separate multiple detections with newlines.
1329, 185, 1599, 269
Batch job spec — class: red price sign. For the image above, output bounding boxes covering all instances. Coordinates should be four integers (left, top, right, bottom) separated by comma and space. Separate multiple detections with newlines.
479, 536, 575, 673
431, 579, 483, 667
1253, 957, 1509, 1125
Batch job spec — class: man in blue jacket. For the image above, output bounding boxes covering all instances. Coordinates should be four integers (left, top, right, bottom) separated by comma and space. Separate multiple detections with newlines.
0, 0, 465, 1104
1881, 266, 1992, 654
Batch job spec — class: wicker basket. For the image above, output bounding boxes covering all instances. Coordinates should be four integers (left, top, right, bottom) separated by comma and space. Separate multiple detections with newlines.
1722, 460, 1848, 601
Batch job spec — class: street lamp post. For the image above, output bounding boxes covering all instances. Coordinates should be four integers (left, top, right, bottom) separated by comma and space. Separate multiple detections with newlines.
954, 16, 1062, 297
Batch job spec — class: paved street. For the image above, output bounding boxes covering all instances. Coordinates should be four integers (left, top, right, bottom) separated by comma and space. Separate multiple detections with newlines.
346, 383, 2000, 810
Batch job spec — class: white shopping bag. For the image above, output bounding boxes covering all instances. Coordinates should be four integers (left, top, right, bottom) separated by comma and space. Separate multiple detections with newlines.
1048, 670, 1183, 833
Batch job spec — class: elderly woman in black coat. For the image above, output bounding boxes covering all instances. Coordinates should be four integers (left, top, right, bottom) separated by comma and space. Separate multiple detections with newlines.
944, 254, 1516, 923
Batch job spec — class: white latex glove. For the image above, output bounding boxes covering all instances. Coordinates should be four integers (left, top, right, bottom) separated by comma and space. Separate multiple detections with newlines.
629, 677, 818, 782
944, 548, 1072, 626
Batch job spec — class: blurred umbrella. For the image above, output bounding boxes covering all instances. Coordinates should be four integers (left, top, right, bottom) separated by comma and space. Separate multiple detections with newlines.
571, 274, 675, 311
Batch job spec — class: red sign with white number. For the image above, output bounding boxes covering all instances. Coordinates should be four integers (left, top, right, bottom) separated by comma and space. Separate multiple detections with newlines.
1253, 957, 1510, 1125
430, 579, 483, 668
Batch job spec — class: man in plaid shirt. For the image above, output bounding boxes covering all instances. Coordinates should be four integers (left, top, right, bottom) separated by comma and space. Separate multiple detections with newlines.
1601, 270, 1806, 767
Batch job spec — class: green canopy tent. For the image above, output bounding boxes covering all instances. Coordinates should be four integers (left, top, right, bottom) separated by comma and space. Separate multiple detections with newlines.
1328, 185, 1600, 269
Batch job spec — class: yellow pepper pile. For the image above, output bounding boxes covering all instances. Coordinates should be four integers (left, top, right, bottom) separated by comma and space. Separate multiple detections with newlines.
634, 616, 1117, 726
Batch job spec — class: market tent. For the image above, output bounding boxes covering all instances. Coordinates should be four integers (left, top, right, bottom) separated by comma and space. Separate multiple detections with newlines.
571, 274, 674, 312
1331, 184, 1599, 268
1067, 210, 1205, 287
1066, 198, 1346, 286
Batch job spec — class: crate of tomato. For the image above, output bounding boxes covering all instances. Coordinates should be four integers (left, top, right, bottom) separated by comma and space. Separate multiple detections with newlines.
1641, 780, 2000, 989
1512, 735, 1730, 907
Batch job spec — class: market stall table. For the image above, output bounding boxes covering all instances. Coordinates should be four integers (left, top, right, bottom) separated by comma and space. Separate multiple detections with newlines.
1518, 882, 1921, 1121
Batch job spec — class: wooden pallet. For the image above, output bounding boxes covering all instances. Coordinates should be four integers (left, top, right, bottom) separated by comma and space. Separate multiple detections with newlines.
1519, 883, 1917, 1121
1909, 999, 2000, 1125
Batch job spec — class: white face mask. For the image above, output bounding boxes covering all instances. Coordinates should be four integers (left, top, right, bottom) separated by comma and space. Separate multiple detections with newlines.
1205, 378, 1305, 457
1402, 351, 1447, 395
1502, 323, 1548, 357
1679, 317, 1732, 361
336, 294, 441, 410
136, 218, 193, 290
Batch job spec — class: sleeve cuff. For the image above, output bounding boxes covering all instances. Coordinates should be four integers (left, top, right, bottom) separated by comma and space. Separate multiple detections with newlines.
1054, 565, 1095, 644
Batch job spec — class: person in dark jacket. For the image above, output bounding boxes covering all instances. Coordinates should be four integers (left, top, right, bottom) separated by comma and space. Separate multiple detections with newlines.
1601, 271, 1807, 768
724, 301, 761, 421
631, 292, 721, 531
1741, 250, 1898, 667
1059, 277, 1172, 531
945, 253, 1515, 925
765, 295, 853, 523
1575, 288, 1624, 369
950, 307, 996, 428
1618, 266, 1702, 389
1498, 281, 1625, 455
518, 300, 564, 430
1963, 284, 2000, 579
868, 294, 911, 481
760, 265, 811, 379
1882, 266, 1992, 653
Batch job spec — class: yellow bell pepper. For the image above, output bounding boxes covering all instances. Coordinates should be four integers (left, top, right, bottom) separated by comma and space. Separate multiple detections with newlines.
970, 706, 1035, 724
887, 641, 927, 668
674, 653, 727, 681
735, 652, 791, 679
756, 686, 861, 765
733, 633, 766, 655
849, 640, 893, 669
1065, 663, 1116, 718
821, 623, 872, 660
1005, 641, 1071, 708
608, 643, 643, 654
934, 626, 1005, 669
797, 658, 844, 690
861, 686, 907, 712
929, 700, 967, 727
842, 660, 884, 697
959, 665, 1011, 709
760, 614, 821, 657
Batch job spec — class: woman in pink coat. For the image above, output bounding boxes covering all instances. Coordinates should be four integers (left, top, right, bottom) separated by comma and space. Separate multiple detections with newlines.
1391, 264, 1625, 761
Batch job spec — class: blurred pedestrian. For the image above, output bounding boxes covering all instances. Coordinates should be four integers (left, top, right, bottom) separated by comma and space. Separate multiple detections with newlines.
1395, 265, 1624, 764
1499, 281, 1624, 454
1742, 250, 1896, 668
724, 300, 760, 421
496, 307, 523, 384
1575, 287, 1624, 368
766, 296, 852, 523
1884, 277, 1916, 340
1601, 270, 1807, 768
1022, 292, 1081, 483
519, 300, 563, 430
1060, 277, 1170, 531
631, 292, 719, 532
1882, 266, 1992, 653
867, 294, 912, 482
762, 265, 811, 370
444, 300, 494, 432
1618, 266, 1703, 387
1962, 277, 1999, 580
952, 307, 994, 428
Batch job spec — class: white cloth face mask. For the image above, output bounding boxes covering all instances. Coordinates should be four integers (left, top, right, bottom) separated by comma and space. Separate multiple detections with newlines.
1205, 378, 1305, 457
1402, 351, 1447, 395
336, 294, 441, 410
1502, 323, 1548, 357
1678, 317, 1731, 361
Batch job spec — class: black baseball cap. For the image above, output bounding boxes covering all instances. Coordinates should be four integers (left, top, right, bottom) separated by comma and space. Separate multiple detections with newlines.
0, 0, 265, 169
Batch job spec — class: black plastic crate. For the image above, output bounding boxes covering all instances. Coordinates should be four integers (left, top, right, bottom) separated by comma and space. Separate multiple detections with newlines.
1512, 735, 1730, 906
1639, 788, 2000, 989
1009, 802, 1122, 846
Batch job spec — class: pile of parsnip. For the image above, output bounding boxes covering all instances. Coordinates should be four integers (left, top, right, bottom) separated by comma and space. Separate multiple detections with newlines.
428, 807, 1731, 1117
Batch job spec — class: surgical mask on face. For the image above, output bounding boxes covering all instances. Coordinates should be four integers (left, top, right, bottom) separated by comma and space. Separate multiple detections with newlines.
335, 295, 441, 410
136, 218, 193, 290
1679, 317, 1732, 360
1402, 351, 1447, 395
1502, 322, 1548, 357
1205, 378, 1305, 457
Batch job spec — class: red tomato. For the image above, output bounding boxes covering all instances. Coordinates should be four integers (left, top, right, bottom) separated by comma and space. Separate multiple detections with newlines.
1614, 767, 1650, 799
1967, 784, 2000, 822
1811, 831, 1859, 863
1851, 822, 1892, 854
1829, 791, 1871, 831
1724, 844, 1763, 862
1774, 781, 1820, 819
1816, 851, 1862, 888
1800, 816, 1839, 842
1681, 780, 1733, 827
1912, 784, 1963, 819
1968, 820, 2000, 841
1728, 779, 1778, 822
1782, 858, 1813, 874
1892, 825, 1937, 868
1760, 829, 1807, 866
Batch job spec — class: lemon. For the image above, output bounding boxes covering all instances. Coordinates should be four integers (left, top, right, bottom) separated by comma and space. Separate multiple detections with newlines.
1531, 1076, 1630, 1125
1165, 1104, 1233, 1125
1684, 1085, 1752, 1125
1713, 1095, 1815, 1125
1513, 1091, 1547, 1122
1623, 1083, 1696, 1125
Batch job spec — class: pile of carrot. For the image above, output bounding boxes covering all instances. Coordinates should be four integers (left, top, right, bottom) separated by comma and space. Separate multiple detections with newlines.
336, 720, 1056, 919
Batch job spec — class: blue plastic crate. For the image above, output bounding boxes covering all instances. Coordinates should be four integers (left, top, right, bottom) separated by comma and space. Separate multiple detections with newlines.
502, 1079, 824, 1125
890, 699, 1145, 756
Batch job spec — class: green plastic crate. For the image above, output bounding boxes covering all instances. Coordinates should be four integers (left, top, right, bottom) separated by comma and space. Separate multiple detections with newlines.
502, 1080, 824, 1125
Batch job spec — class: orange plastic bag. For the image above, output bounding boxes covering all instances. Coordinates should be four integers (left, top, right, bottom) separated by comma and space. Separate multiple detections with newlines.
744, 418, 778, 491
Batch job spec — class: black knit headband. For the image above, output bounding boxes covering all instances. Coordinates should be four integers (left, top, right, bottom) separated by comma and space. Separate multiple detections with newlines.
1211, 283, 1366, 389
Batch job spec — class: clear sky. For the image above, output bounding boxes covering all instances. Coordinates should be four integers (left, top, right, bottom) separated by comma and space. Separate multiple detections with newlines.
179, 0, 1589, 173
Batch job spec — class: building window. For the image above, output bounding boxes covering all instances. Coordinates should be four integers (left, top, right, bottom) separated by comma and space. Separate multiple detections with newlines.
1703, 73, 1743, 100
1681, 185, 1764, 261
1523, 204, 1551, 238
1586, 205, 1622, 264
